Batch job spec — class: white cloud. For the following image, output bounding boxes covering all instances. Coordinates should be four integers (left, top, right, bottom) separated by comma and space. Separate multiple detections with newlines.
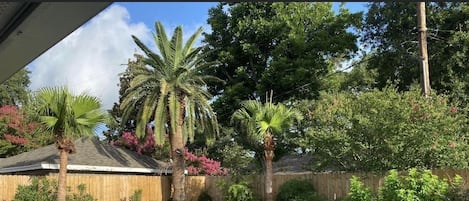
27, 4, 152, 110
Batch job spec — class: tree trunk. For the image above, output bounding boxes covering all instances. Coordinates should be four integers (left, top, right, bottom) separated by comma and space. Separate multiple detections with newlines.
57, 148, 68, 201
170, 96, 186, 201
264, 133, 275, 201
265, 152, 273, 201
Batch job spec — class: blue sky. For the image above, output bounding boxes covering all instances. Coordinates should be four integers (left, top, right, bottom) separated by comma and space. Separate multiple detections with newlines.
118, 2, 368, 29
27, 2, 369, 112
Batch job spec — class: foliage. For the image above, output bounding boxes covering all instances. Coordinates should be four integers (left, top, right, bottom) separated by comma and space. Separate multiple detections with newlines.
32, 87, 108, 142
13, 178, 96, 201
203, 2, 362, 125
276, 179, 325, 201
112, 130, 156, 155
14, 177, 57, 201
231, 99, 303, 166
0, 105, 53, 157
111, 127, 228, 176
67, 184, 97, 201
122, 21, 219, 144
130, 189, 142, 201
0, 68, 31, 106
446, 187, 469, 201
362, 2, 469, 107
207, 133, 256, 176
197, 191, 212, 201
225, 182, 259, 201
184, 148, 228, 176
346, 176, 372, 201
306, 85, 469, 171
345, 169, 462, 201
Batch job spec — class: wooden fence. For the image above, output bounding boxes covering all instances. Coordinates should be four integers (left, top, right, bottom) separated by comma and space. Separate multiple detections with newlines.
0, 174, 171, 201
2, 170, 469, 201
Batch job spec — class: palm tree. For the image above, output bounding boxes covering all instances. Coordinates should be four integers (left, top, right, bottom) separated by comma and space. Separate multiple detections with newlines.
232, 98, 302, 201
34, 87, 108, 201
121, 21, 219, 201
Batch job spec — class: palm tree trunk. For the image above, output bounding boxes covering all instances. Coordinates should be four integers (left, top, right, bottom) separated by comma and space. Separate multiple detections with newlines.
264, 133, 275, 201
265, 153, 273, 201
171, 96, 186, 201
57, 148, 68, 201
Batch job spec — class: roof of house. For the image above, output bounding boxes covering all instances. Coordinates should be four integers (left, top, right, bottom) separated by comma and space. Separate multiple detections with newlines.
0, 137, 171, 175
274, 154, 315, 174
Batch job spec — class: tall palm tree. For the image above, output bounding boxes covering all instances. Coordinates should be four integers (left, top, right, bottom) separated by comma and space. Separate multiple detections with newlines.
121, 21, 219, 201
34, 87, 108, 201
232, 99, 302, 201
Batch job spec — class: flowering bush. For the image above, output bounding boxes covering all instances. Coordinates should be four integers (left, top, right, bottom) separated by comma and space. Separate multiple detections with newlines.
0, 105, 45, 157
185, 148, 228, 176
111, 125, 156, 155
110, 125, 227, 175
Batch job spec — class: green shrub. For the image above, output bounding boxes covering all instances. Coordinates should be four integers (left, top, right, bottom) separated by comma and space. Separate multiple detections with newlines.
13, 177, 97, 201
66, 184, 96, 201
197, 190, 212, 201
308, 86, 469, 171
345, 176, 373, 201
129, 189, 142, 201
276, 179, 325, 201
344, 168, 463, 201
445, 178, 469, 201
13, 177, 57, 201
225, 182, 258, 201
446, 188, 469, 201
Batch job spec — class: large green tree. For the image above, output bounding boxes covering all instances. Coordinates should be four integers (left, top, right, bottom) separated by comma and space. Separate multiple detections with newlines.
362, 2, 469, 104
121, 21, 219, 201
232, 99, 302, 201
0, 69, 31, 106
203, 2, 362, 125
33, 87, 107, 201
305, 86, 469, 172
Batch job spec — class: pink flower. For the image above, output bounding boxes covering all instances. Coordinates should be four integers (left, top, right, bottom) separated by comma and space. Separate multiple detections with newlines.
184, 148, 228, 176
4, 134, 28, 145
112, 126, 156, 155
450, 106, 457, 114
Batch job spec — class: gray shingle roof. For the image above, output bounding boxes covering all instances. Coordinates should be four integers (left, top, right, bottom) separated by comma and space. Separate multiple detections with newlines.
0, 137, 171, 174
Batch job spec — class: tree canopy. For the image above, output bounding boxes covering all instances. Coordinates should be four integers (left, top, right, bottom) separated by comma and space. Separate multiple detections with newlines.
363, 2, 469, 104
203, 2, 362, 124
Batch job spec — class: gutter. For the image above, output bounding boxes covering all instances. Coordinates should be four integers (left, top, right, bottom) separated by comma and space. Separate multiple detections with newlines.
0, 163, 172, 175
0, 2, 40, 45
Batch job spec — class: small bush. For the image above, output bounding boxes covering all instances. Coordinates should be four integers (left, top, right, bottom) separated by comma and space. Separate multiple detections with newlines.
13, 177, 57, 201
225, 182, 258, 201
445, 183, 469, 201
129, 189, 142, 201
13, 177, 96, 201
344, 168, 463, 201
67, 184, 96, 201
197, 190, 212, 201
276, 179, 325, 201
345, 176, 372, 201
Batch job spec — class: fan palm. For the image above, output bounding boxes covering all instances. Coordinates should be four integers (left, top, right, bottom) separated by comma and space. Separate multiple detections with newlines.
232, 99, 302, 201
121, 21, 220, 201
34, 87, 107, 201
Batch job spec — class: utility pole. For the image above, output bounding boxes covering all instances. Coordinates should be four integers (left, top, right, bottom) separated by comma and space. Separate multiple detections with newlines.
417, 2, 431, 96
